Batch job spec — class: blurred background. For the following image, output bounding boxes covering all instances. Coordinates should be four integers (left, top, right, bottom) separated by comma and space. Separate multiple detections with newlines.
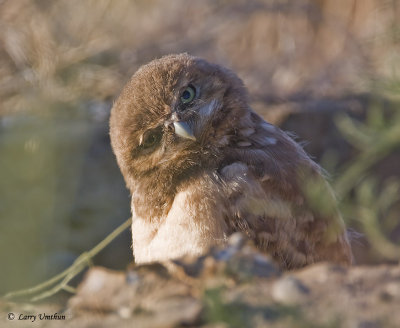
0, 0, 399, 295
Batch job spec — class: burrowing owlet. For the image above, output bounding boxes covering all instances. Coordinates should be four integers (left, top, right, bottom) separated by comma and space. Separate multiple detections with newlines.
110, 53, 353, 269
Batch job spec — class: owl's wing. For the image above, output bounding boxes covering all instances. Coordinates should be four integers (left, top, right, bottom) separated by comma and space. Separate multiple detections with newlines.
219, 112, 353, 269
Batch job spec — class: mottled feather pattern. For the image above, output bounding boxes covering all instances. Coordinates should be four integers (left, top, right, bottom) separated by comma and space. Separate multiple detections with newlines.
110, 53, 353, 269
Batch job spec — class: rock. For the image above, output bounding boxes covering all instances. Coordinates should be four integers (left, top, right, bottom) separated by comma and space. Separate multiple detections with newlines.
2, 241, 400, 327
271, 276, 309, 305
68, 267, 126, 312
67, 264, 202, 328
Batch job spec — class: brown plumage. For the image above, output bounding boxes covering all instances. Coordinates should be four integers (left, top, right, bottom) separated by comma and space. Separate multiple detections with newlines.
110, 53, 353, 269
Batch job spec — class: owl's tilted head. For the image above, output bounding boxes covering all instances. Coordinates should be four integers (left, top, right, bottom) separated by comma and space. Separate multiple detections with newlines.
110, 54, 255, 215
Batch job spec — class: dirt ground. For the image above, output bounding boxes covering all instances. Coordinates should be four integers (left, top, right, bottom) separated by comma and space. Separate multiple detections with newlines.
2, 235, 400, 328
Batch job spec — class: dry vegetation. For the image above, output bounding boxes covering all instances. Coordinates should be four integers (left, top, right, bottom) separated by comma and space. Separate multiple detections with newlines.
0, 0, 400, 325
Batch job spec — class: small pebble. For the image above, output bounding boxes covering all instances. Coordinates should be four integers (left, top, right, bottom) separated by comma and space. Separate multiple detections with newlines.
228, 232, 246, 249
381, 282, 400, 301
126, 270, 140, 285
271, 276, 309, 305
118, 306, 132, 319
215, 233, 246, 261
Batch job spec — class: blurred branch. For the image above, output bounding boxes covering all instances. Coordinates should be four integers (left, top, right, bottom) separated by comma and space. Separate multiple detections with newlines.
334, 114, 400, 198
357, 180, 400, 261
334, 100, 400, 262
334, 113, 373, 150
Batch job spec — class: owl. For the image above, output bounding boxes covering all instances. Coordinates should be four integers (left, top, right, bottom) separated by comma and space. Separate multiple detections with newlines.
110, 53, 353, 269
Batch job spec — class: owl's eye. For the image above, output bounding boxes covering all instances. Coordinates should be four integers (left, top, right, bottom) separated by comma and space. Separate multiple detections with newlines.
141, 128, 162, 149
180, 85, 196, 104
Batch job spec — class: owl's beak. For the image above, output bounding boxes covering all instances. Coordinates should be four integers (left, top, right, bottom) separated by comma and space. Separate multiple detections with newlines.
173, 121, 196, 141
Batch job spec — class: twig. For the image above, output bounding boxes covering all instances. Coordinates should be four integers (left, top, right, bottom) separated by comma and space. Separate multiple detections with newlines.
3, 217, 132, 301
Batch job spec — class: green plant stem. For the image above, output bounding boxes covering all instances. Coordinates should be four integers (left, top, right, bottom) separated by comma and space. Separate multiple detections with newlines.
334, 123, 400, 198
31, 261, 86, 301
360, 207, 400, 260
3, 217, 132, 301
62, 285, 77, 294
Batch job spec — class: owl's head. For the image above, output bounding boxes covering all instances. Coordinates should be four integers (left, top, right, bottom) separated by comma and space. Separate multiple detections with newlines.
110, 53, 249, 193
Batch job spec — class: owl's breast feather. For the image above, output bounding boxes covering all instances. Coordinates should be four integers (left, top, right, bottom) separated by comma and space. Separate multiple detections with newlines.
131, 177, 229, 264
